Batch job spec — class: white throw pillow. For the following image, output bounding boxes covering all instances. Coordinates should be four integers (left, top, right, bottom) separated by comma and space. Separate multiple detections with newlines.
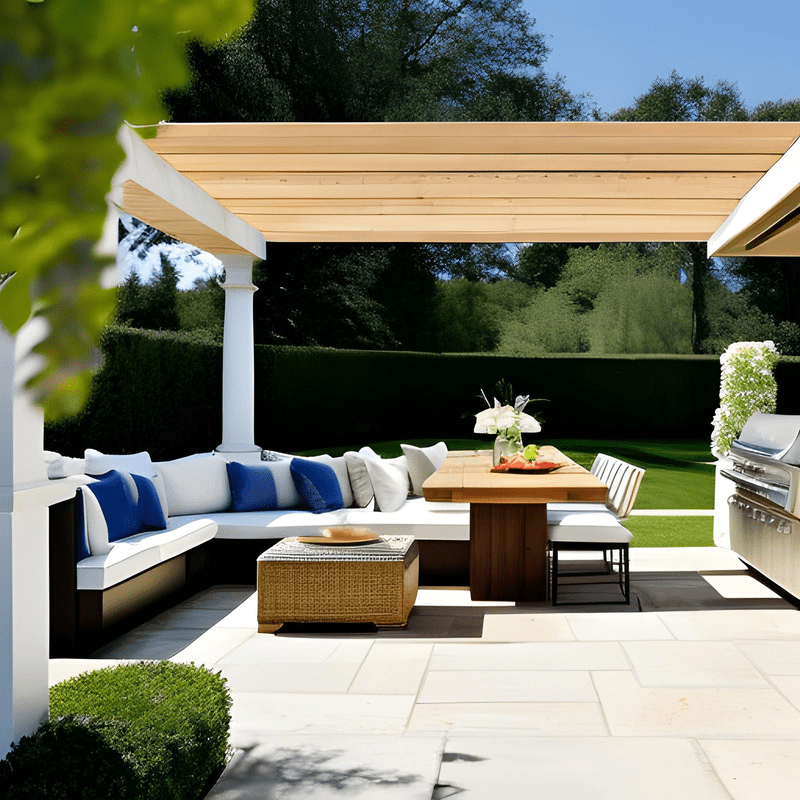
401, 442, 448, 496
310, 454, 355, 507
154, 455, 232, 517
344, 452, 373, 507
84, 448, 156, 478
150, 473, 169, 518
45, 451, 87, 479
362, 455, 410, 513
80, 485, 112, 556
259, 459, 302, 509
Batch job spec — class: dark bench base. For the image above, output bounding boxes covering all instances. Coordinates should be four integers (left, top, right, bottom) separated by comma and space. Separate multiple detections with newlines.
49, 498, 215, 657
209, 538, 470, 587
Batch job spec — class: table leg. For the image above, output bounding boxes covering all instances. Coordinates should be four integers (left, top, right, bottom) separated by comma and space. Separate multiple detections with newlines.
469, 503, 547, 601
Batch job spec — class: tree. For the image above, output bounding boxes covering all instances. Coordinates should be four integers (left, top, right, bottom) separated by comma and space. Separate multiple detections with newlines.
434, 279, 500, 352
588, 274, 693, 354
497, 286, 588, 356
164, 0, 588, 124
1, 0, 253, 415
610, 71, 748, 353
750, 98, 800, 121
514, 243, 575, 289
611, 70, 747, 122
253, 243, 399, 349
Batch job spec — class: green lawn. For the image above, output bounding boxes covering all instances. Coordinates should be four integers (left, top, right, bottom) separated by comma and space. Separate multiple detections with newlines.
302, 436, 717, 547
623, 516, 713, 548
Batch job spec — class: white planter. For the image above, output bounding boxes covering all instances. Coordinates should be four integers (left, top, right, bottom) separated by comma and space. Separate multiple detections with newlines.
713, 457, 735, 549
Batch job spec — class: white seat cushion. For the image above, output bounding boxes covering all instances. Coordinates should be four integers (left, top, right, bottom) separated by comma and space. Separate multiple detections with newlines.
182, 496, 470, 541
547, 502, 609, 516
76, 519, 218, 590
547, 510, 632, 544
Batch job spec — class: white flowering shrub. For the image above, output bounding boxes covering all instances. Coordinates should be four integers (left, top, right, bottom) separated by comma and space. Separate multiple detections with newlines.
711, 340, 779, 458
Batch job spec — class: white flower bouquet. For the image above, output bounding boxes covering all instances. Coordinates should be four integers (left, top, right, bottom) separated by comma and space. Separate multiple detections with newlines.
474, 393, 541, 447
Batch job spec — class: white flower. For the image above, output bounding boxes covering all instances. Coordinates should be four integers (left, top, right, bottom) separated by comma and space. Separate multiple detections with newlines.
474, 399, 542, 438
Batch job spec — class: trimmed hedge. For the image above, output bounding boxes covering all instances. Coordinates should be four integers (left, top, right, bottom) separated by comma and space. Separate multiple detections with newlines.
0, 662, 231, 800
43, 326, 800, 459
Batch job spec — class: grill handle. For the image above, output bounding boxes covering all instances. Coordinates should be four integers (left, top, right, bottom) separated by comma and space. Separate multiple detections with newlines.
720, 468, 790, 508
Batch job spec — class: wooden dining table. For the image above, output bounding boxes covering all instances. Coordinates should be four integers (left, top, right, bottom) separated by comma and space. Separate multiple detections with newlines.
422, 447, 608, 601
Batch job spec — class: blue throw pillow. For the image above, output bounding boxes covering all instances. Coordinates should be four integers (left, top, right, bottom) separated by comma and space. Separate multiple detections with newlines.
226, 461, 279, 512
73, 490, 92, 561
85, 470, 140, 543
132, 473, 167, 530
290, 458, 344, 513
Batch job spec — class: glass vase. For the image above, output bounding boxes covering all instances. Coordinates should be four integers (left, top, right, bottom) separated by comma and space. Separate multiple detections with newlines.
493, 435, 523, 466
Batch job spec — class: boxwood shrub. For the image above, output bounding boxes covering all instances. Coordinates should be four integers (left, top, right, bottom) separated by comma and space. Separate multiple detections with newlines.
0, 661, 231, 800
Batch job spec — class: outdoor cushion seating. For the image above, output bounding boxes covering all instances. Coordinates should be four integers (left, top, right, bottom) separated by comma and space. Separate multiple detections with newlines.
64, 441, 463, 591
547, 455, 645, 605
47, 441, 463, 652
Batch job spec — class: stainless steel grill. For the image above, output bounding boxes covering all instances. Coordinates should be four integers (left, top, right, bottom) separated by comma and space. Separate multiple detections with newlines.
723, 413, 800, 598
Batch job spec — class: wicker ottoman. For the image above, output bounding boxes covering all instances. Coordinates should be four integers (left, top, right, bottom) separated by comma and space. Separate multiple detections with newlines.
257, 536, 419, 633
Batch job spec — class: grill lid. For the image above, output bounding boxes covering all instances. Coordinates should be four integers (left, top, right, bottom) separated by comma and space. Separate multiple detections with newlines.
733, 413, 800, 465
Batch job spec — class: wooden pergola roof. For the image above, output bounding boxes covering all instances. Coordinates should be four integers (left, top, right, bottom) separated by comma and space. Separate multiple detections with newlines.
119, 121, 800, 256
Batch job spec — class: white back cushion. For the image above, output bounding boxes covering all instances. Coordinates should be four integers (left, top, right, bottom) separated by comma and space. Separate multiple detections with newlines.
344, 452, 374, 507
261, 459, 302, 509
363, 455, 410, 512
155, 455, 232, 517
401, 442, 448, 495
85, 448, 155, 478
81, 486, 112, 555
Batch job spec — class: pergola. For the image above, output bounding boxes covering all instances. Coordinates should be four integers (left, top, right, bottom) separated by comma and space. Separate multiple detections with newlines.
123, 120, 800, 252
5, 120, 800, 753
112, 120, 800, 455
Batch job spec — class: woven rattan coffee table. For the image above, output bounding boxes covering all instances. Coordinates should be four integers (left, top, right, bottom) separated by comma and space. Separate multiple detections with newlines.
257, 535, 419, 633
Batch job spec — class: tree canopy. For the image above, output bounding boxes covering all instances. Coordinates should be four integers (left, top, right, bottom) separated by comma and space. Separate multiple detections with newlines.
164, 0, 588, 123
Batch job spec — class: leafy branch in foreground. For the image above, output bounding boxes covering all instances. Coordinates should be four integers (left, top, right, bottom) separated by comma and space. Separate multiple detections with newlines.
0, 0, 253, 416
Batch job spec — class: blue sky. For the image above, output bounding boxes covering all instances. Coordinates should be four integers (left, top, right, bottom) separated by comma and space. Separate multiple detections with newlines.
525, 0, 800, 115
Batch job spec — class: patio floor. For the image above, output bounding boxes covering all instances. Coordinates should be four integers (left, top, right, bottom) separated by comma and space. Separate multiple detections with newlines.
50, 546, 800, 800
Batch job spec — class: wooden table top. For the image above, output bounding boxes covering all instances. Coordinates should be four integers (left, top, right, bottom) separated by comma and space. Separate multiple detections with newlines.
422, 446, 608, 505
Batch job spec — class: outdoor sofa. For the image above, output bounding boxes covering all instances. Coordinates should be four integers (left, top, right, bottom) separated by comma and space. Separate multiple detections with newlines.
46, 443, 469, 653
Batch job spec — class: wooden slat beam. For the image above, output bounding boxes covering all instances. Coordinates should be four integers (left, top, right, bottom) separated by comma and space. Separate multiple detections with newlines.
186, 172, 763, 200
166, 152, 781, 173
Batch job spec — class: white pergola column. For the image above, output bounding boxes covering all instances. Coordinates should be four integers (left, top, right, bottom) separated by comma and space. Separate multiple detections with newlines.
216, 253, 261, 455
1, 315, 77, 757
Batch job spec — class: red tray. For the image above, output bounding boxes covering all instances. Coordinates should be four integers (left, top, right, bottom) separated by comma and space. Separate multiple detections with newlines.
490, 461, 560, 474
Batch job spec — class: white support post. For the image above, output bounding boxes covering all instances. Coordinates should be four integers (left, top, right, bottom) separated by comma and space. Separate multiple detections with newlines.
0, 316, 78, 757
216, 253, 261, 456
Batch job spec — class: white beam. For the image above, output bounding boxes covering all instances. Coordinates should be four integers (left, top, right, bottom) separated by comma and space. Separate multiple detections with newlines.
112, 125, 266, 260
709, 135, 800, 257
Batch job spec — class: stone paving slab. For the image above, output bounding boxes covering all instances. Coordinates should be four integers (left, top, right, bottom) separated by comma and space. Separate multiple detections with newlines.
435, 737, 732, 800
206, 735, 445, 800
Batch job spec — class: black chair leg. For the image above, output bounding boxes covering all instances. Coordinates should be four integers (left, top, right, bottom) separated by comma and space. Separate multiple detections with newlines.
550, 543, 630, 605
